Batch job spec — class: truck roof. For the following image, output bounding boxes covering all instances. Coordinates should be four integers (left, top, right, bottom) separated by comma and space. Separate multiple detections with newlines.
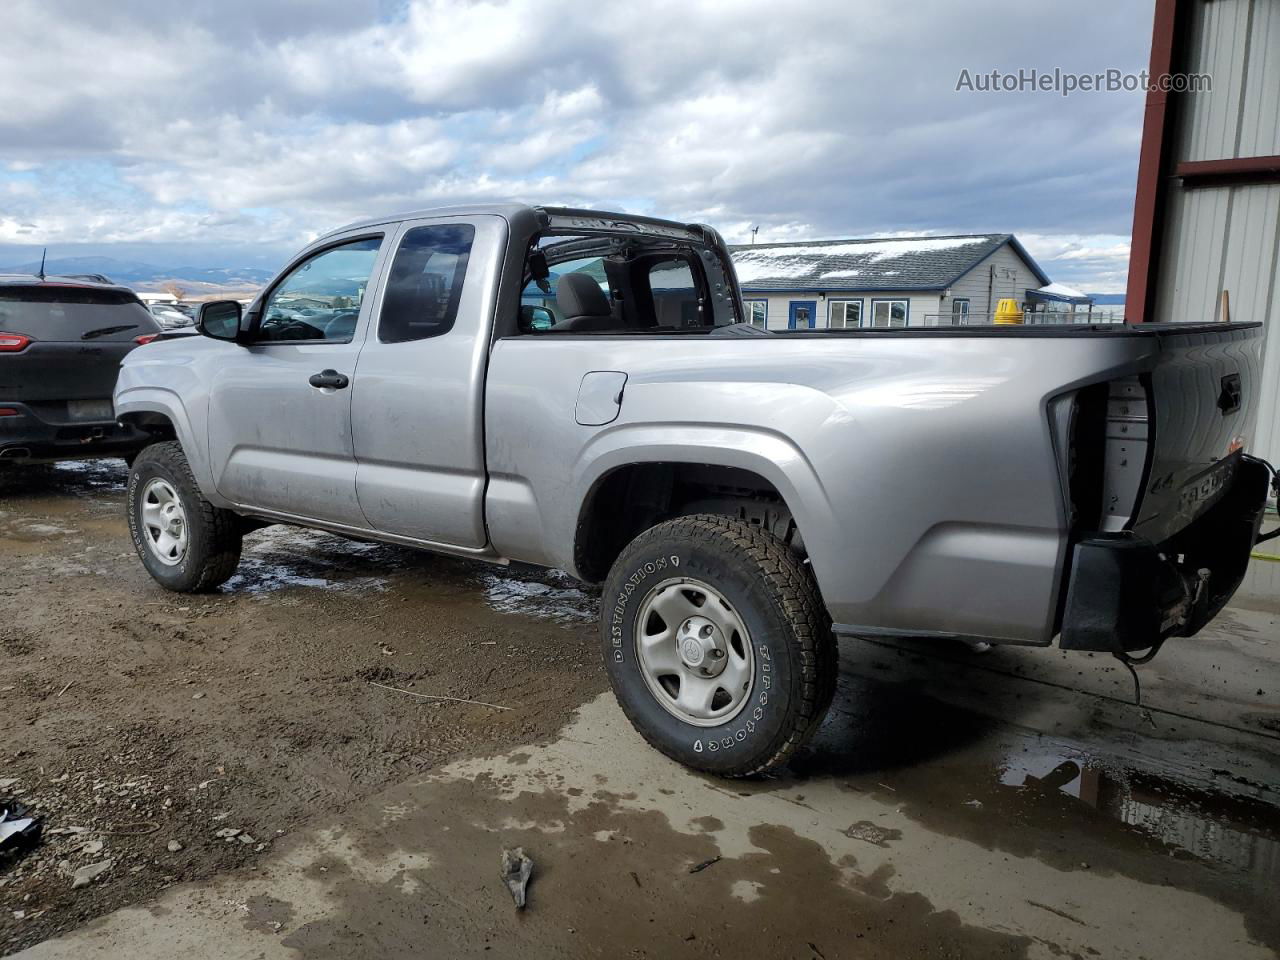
322, 203, 701, 242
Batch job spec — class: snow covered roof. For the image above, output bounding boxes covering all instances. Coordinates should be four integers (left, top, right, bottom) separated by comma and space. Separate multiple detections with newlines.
1030, 281, 1091, 303
729, 234, 1049, 292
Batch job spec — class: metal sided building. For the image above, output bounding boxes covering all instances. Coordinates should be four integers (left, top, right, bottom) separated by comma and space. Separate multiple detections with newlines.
1128, 0, 1280, 465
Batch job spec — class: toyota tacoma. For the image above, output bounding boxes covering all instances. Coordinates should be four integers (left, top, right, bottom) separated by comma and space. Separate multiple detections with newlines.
113, 204, 1274, 776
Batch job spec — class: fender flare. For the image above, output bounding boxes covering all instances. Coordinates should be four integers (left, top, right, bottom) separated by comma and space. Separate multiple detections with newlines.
114, 387, 224, 506
568, 423, 843, 594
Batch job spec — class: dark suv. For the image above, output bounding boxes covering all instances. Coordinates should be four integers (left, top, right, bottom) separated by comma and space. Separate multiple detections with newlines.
0, 277, 163, 465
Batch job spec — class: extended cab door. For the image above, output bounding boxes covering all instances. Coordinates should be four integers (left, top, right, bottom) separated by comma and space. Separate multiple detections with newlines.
206, 232, 388, 527
349, 215, 505, 547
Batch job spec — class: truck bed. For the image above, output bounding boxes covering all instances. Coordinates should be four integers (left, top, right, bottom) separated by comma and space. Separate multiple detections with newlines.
486, 320, 1265, 648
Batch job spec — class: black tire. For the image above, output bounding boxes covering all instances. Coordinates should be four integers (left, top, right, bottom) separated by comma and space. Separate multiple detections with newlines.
127, 441, 243, 592
601, 514, 835, 777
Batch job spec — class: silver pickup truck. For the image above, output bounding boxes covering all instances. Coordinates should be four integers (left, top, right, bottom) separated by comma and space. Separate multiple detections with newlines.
114, 204, 1274, 776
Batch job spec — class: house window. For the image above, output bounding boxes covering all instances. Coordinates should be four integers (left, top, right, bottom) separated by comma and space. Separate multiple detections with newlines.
870, 299, 909, 327
744, 299, 768, 328
828, 299, 863, 328
950, 298, 970, 325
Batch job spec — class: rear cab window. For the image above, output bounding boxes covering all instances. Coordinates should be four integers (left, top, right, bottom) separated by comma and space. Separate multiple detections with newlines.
520, 256, 614, 331
0, 286, 159, 341
379, 224, 475, 343
646, 259, 703, 329
514, 213, 743, 335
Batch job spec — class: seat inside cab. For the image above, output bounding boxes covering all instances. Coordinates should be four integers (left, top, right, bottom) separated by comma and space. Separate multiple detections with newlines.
518, 235, 712, 334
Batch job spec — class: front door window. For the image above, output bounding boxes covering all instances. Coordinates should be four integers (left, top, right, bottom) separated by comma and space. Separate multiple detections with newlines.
258, 237, 382, 343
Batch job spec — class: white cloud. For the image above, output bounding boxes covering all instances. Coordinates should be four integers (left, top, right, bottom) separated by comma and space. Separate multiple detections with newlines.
0, 0, 1152, 289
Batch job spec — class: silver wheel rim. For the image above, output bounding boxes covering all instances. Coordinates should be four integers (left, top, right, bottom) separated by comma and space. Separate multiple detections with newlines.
634, 577, 754, 727
140, 478, 189, 566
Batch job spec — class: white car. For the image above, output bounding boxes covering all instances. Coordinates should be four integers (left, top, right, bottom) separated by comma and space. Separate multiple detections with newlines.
148, 304, 194, 329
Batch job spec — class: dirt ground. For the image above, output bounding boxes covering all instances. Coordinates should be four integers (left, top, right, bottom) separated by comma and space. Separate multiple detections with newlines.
3, 458, 1280, 959
0, 459, 606, 955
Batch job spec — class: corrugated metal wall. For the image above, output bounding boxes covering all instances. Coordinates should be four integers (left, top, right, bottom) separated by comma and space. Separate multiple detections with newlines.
1152, 0, 1280, 462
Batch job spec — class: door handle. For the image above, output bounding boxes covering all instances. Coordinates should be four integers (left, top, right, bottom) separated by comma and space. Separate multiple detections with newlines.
308, 369, 349, 390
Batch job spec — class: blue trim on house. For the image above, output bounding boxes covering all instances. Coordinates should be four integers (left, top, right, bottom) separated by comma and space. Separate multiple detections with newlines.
740, 284, 947, 294
869, 297, 911, 327
788, 300, 817, 330
827, 297, 864, 328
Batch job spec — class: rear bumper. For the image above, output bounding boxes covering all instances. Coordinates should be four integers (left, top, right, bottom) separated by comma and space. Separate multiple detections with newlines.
1060, 455, 1270, 653
0, 401, 150, 463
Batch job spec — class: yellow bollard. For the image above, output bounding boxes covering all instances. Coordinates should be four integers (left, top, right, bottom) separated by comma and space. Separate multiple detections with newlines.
993, 298, 1023, 325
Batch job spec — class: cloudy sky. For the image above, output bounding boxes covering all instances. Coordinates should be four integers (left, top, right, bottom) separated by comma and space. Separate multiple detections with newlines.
1, 0, 1153, 292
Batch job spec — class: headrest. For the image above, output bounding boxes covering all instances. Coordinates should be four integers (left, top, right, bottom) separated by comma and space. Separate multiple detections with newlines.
556, 272, 611, 318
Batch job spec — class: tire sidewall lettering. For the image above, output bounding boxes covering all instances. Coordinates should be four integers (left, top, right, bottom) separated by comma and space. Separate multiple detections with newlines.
610, 552, 675, 663
603, 538, 796, 766
129, 457, 192, 579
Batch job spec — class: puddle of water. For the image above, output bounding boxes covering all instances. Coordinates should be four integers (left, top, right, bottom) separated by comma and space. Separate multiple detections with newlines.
223, 524, 598, 625
998, 745, 1280, 888
50, 459, 129, 491
225, 525, 393, 595
482, 567, 597, 624
0, 519, 75, 541
795, 669, 1280, 900
0, 458, 127, 512
5, 464, 598, 626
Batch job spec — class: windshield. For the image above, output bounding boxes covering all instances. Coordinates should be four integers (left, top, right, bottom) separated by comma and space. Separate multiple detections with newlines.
0, 287, 159, 341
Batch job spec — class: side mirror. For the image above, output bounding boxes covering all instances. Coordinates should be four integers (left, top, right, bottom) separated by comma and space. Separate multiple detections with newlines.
197, 300, 243, 342
521, 305, 555, 332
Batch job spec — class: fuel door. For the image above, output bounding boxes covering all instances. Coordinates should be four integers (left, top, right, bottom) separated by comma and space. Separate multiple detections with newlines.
575, 371, 628, 426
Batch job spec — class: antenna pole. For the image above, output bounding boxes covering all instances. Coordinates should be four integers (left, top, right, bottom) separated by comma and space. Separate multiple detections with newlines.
37, 248, 47, 280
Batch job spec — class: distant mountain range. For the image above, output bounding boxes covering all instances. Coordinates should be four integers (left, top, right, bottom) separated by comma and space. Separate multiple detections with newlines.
0, 256, 1131, 305
0, 256, 275, 289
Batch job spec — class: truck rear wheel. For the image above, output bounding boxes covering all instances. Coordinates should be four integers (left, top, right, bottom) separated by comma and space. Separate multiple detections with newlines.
600, 514, 835, 777
127, 441, 243, 592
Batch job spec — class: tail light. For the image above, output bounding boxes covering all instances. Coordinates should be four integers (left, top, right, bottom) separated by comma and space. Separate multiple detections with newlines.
0, 332, 32, 352
0, 407, 18, 417
134, 334, 160, 345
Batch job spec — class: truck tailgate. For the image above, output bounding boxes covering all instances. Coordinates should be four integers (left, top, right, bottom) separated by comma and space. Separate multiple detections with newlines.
1125, 323, 1263, 544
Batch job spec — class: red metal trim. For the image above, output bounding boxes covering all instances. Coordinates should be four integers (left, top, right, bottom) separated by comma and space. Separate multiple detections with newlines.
1176, 155, 1280, 188
1125, 0, 1184, 324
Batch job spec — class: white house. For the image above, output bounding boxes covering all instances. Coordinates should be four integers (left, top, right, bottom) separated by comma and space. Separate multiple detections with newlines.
729, 234, 1085, 330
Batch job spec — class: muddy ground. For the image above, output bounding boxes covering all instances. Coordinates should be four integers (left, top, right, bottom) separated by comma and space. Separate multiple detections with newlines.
2, 459, 1280, 959
0, 459, 606, 955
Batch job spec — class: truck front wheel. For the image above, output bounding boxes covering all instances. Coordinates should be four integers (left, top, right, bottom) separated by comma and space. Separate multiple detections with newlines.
127, 441, 243, 592
600, 514, 835, 777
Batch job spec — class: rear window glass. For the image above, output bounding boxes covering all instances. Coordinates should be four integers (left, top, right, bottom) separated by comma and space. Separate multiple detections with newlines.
379, 224, 474, 343
647, 259, 702, 328
0, 287, 159, 341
